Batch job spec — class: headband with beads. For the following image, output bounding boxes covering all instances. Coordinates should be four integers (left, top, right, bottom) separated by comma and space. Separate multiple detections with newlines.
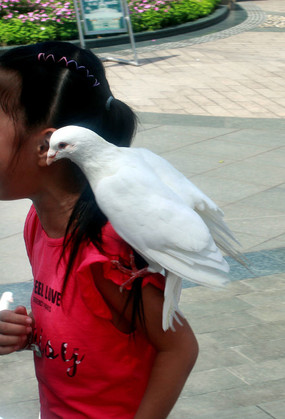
37, 52, 100, 87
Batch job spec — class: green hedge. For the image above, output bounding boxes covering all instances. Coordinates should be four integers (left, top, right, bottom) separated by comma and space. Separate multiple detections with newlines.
0, 0, 220, 46
129, 0, 221, 32
0, 0, 78, 45
0, 19, 78, 45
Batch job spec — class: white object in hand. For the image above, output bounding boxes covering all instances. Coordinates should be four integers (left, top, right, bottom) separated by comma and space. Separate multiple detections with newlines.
0, 291, 14, 311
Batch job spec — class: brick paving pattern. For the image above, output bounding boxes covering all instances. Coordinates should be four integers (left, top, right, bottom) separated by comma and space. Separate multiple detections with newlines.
99, 1, 285, 118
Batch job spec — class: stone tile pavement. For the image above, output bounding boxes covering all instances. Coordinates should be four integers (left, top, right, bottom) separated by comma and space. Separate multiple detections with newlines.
0, 1, 285, 418
99, 0, 285, 119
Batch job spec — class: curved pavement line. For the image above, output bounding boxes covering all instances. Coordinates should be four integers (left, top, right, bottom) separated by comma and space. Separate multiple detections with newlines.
100, 2, 267, 56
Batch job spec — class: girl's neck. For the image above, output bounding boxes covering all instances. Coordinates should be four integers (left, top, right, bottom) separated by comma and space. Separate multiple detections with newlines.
33, 191, 80, 238
31, 159, 86, 238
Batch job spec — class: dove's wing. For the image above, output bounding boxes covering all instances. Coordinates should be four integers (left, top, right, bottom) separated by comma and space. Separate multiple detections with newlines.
91, 153, 229, 289
137, 148, 243, 263
137, 148, 214, 210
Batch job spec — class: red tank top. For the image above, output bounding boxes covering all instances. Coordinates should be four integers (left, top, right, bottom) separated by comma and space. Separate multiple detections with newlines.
24, 206, 164, 418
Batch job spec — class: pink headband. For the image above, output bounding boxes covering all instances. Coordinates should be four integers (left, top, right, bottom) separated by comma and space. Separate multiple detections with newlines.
37, 53, 100, 87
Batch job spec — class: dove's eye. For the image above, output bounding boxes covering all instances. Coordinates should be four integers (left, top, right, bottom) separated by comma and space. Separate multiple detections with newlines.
58, 142, 68, 150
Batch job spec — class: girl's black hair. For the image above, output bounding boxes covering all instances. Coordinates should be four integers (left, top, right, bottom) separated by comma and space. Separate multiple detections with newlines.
0, 41, 136, 144
0, 41, 145, 331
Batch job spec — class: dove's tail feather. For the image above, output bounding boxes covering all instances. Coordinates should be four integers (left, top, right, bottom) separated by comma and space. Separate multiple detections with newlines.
163, 273, 184, 331
167, 240, 229, 273
196, 207, 248, 268
147, 248, 229, 289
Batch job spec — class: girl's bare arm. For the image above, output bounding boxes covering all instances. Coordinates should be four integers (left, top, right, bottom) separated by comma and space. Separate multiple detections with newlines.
134, 284, 198, 419
95, 273, 198, 419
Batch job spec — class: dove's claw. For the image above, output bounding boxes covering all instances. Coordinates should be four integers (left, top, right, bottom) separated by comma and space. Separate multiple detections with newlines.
110, 254, 150, 292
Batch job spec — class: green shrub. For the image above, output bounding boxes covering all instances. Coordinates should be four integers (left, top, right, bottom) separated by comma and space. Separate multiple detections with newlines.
0, 0, 78, 45
0, 0, 220, 45
129, 0, 221, 32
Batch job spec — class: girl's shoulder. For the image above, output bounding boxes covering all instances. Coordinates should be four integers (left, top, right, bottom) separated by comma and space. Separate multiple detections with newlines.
101, 222, 132, 260
24, 205, 40, 260
100, 223, 165, 292
78, 221, 165, 292
78, 222, 165, 327
24, 204, 38, 230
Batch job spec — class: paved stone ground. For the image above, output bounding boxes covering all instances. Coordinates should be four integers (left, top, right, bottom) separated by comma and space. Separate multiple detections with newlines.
98, 1, 285, 119
0, 1, 285, 418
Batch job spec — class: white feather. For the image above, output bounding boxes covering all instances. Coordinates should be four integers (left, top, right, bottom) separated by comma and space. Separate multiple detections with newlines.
163, 272, 184, 332
137, 148, 244, 264
48, 126, 243, 330
0, 291, 13, 311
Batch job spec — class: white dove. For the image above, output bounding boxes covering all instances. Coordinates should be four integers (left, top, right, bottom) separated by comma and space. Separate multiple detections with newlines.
0, 291, 14, 311
47, 126, 242, 331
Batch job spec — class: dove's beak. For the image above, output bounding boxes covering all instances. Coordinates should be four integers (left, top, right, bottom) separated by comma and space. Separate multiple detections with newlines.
46, 150, 58, 166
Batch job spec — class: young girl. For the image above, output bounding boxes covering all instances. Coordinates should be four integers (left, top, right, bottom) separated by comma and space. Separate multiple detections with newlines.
0, 41, 198, 419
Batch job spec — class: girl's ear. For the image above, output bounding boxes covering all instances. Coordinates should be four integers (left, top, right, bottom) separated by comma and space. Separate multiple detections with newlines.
37, 128, 56, 167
